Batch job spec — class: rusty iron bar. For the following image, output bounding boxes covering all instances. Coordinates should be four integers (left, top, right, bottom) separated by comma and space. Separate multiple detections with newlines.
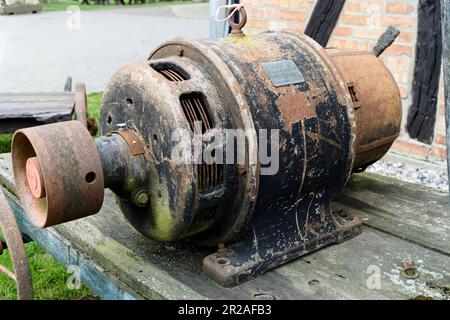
0, 264, 16, 280
441, 0, 450, 198
0, 189, 33, 299
74, 82, 88, 128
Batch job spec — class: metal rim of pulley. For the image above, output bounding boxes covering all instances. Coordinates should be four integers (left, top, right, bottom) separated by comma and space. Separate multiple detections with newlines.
0, 189, 33, 300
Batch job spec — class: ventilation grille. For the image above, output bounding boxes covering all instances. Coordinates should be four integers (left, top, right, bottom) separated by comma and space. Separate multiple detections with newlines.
180, 93, 222, 192
150, 63, 189, 82
180, 93, 213, 134
197, 163, 223, 192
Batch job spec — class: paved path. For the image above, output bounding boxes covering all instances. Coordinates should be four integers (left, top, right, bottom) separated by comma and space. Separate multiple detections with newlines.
0, 4, 209, 93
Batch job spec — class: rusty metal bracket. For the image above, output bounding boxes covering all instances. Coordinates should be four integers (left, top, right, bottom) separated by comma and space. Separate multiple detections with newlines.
0, 189, 33, 300
74, 82, 98, 136
74, 82, 88, 128
112, 130, 146, 156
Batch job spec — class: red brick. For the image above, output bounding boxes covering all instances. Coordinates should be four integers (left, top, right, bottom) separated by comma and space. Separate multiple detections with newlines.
344, 2, 383, 13
431, 146, 447, 159
435, 134, 447, 145
246, 19, 268, 30
384, 44, 413, 56
392, 139, 431, 158
279, 10, 308, 21
379, 16, 416, 29
333, 27, 353, 37
397, 31, 413, 43
386, 3, 415, 14
341, 14, 370, 26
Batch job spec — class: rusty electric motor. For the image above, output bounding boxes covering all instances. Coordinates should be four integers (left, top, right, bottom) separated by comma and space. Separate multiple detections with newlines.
11, 18, 402, 286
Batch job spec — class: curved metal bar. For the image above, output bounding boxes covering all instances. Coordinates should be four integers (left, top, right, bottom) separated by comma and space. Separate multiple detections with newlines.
0, 189, 33, 300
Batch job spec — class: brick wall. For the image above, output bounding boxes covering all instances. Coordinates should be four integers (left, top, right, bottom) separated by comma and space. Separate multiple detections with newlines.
244, 0, 447, 161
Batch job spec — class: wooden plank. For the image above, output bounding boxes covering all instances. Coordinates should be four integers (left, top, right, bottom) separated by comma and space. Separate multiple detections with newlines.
0, 154, 449, 299
0, 4, 41, 15
0, 92, 74, 133
334, 173, 450, 256
1, 187, 141, 300
406, 0, 443, 144
304, 0, 346, 47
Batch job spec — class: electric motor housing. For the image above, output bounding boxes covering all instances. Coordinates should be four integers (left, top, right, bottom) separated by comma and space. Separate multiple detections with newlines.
12, 28, 402, 287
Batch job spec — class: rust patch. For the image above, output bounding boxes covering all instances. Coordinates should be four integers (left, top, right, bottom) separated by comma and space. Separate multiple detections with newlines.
113, 130, 146, 156
277, 87, 317, 132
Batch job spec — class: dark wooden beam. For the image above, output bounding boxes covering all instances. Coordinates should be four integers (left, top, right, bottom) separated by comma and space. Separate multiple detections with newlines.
407, 0, 442, 144
304, 0, 346, 47
440, 0, 450, 196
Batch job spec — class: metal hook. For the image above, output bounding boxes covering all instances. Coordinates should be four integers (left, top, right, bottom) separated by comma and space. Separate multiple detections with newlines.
227, 6, 247, 35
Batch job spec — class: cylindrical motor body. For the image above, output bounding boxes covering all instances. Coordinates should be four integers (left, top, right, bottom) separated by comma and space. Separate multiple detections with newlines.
98, 31, 401, 246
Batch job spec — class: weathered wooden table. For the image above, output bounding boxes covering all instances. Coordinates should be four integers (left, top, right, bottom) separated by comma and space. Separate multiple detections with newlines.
0, 153, 449, 300
0, 93, 74, 134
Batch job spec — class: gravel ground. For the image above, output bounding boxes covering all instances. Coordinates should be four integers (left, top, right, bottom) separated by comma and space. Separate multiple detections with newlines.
366, 160, 449, 192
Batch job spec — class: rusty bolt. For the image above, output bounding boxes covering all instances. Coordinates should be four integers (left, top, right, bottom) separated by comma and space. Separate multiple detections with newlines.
237, 164, 247, 176
134, 190, 149, 207
401, 258, 420, 279
401, 258, 415, 270
217, 242, 227, 257
176, 47, 184, 57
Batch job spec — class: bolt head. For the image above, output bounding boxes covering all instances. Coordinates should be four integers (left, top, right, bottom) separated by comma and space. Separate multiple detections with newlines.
135, 190, 149, 207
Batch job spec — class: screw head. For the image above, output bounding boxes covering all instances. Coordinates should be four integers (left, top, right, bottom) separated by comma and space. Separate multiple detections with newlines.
176, 47, 184, 57
135, 190, 149, 207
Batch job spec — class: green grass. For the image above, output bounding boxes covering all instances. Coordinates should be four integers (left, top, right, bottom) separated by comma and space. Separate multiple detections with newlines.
0, 241, 95, 300
42, 0, 193, 12
0, 92, 103, 300
0, 134, 11, 154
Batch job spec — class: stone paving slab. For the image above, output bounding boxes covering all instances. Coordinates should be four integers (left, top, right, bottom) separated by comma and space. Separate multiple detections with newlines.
0, 4, 209, 93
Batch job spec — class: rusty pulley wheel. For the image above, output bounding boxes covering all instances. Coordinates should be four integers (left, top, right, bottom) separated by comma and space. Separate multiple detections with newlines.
0, 189, 33, 300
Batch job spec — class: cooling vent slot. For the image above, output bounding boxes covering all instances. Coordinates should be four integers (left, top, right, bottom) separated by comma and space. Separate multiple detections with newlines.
150, 62, 190, 82
180, 93, 222, 191
197, 162, 223, 192
180, 93, 213, 134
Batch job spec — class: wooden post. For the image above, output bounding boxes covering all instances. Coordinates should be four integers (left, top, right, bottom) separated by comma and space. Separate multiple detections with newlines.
304, 0, 346, 47
441, 0, 450, 196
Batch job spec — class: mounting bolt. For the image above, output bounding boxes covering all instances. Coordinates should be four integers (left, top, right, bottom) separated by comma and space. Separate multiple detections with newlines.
217, 243, 227, 257
401, 258, 420, 279
134, 190, 149, 207
237, 164, 247, 176
176, 47, 184, 57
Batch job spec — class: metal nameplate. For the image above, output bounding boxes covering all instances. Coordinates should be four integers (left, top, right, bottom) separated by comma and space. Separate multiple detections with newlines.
261, 60, 305, 87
